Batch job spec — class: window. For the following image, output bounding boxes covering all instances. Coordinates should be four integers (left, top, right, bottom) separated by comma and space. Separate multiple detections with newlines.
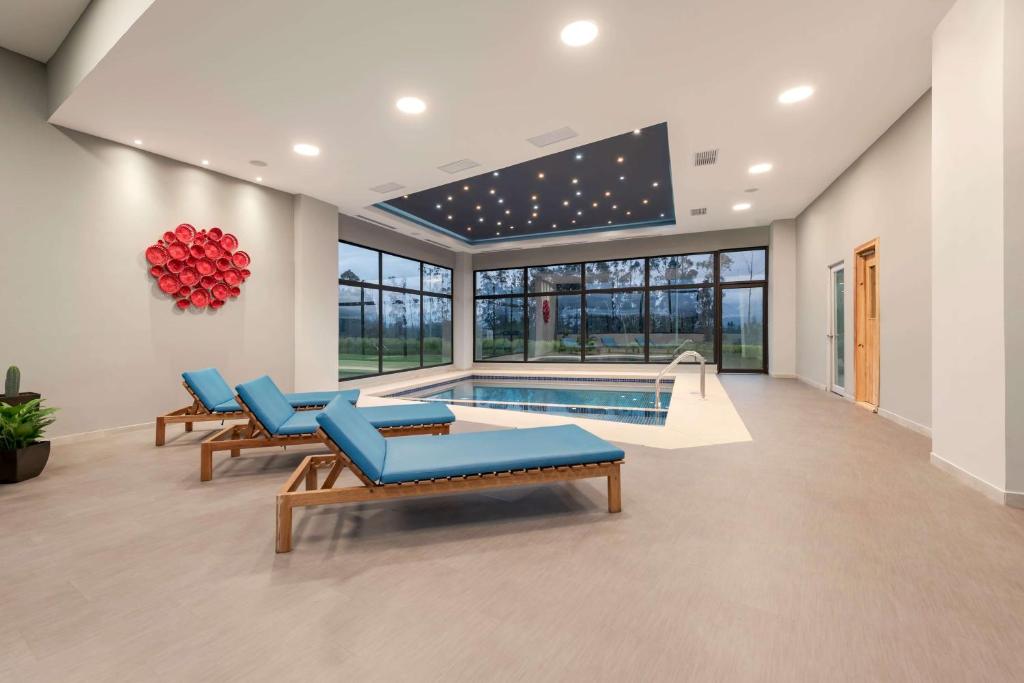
338, 242, 453, 379
473, 247, 768, 371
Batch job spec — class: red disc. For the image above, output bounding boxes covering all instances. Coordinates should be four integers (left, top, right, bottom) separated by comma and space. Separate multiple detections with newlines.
211, 283, 231, 301
194, 233, 207, 245
223, 268, 242, 286
219, 233, 238, 252
216, 257, 231, 271
189, 289, 210, 308
175, 299, 190, 310
145, 245, 169, 265
231, 251, 250, 268
166, 242, 188, 260
208, 227, 223, 241
149, 265, 164, 278
158, 274, 181, 294
166, 259, 185, 274
177, 285, 190, 297
174, 224, 196, 243
188, 244, 205, 259
196, 258, 215, 276
210, 299, 225, 309
204, 242, 222, 259
200, 275, 217, 289
162, 231, 176, 243
240, 269, 251, 280
178, 267, 199, 286
229, 286, 241, 297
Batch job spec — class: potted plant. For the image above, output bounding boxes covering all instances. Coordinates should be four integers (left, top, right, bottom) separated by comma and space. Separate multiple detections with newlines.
1, 398, 57, 484
2, 366, 40, 407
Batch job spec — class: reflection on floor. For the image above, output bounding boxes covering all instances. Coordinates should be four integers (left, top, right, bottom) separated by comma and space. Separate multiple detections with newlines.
2, 376, 1024, 680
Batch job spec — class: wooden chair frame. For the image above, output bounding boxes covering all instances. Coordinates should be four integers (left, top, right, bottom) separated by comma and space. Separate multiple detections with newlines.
155, 382, 247, 446
275, 427, 623, 553
199, 397, 450, 482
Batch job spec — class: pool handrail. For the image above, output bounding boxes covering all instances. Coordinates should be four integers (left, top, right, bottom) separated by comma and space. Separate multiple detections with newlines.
655, 344, 706, 406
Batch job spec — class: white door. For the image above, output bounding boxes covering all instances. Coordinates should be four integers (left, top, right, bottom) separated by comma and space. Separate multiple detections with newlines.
828, 263, 845, 395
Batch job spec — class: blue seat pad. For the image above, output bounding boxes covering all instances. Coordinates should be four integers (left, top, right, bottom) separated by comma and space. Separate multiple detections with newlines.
214, 389, 359, 414
379, 424, 624, 484
357, 403, 454, 428
275, 402, 456, 436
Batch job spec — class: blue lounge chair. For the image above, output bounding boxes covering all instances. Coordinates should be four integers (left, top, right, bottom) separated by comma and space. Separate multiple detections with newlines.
274, 395, 625, 552
562, 336, 580, 351
156, 367, 360, 445
199, 375, 454, 481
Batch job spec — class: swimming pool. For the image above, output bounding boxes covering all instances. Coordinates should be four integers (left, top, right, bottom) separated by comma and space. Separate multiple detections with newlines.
390, 375, 672, 425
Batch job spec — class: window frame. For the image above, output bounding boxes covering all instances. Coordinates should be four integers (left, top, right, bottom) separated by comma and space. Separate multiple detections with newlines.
338, 239, 454, 381
473, 246, 768, 372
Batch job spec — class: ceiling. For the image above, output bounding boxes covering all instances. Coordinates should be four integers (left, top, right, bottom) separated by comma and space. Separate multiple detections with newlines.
0, 0, 90, 62
377, 123, 676, 244
48, 0, 953, 253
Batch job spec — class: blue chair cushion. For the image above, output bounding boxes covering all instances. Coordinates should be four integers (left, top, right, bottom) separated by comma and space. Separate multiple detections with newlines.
379, 424, 624, 484
357, 403, 454, 428
290, 390, 360, 407
236, 376, 295, 434
183, 368, 235, 412
315, 397, 388, 483
277, 410, 321, 435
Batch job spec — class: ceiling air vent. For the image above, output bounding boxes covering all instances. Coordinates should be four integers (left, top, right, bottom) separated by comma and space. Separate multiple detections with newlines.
693, 149, 718, 167
437, 158, 481, 174
369, 182, 405, 194
356, 214, 402, 231
690, 207, 708, 216
527, 126, 578, 147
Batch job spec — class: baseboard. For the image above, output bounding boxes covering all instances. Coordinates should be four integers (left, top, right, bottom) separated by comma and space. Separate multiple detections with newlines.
878, 408, 931, 437
50, 421, 154, 444
796, 374, 826, 391
930, 452, 1024, 507
769, 372, 797, 379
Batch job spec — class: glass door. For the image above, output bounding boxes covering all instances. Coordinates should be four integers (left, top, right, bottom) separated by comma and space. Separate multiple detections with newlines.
828, 263, 845, 395
719, 286, 765, 371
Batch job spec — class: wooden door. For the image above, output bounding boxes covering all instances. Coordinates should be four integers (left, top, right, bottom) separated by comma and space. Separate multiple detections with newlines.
854, 239, 879, 408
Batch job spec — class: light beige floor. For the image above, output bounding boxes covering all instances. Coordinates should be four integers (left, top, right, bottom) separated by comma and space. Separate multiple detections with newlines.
3, 376, 1024, 681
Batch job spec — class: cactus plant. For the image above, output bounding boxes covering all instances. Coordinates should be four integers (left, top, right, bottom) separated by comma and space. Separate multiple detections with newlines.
4, 366, 19, 398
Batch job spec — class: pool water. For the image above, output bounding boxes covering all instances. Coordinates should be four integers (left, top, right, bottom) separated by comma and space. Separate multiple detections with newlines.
393, 376, 672, 425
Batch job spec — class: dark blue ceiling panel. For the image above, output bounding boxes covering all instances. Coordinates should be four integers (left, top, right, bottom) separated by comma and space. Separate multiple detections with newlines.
375, 123, 675, 244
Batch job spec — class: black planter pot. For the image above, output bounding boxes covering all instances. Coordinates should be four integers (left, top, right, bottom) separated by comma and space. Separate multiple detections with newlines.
1, 392, 41, 407
0, 441, 50, 484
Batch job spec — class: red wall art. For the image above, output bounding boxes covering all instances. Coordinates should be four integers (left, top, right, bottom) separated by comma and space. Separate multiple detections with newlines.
144, 224, 251, 310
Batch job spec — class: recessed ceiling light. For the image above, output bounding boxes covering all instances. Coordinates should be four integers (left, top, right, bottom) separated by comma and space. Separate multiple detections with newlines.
560, 20, 598, 47
633, 129, 641, 135
395, 96, 426, 114
201, 160, 210, 166
749, 162, 773, 175
538, 172, 545, 179
493, 171, 499, 176
778, 85, 814, 104
733, 202, 752, 211
651, 181, 659, 187
575, 153, 583, 160
617, 156, 624, 163
255, 176, 263, 183
463, 185, 470, 191
293, 143, 320, 156
133, 139, 143, 146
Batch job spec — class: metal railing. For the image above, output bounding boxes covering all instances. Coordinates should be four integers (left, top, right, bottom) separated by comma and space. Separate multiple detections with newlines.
655, 344, 707, 406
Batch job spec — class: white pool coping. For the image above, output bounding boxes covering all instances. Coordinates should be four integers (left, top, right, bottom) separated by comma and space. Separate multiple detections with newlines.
352, 368, 752, 450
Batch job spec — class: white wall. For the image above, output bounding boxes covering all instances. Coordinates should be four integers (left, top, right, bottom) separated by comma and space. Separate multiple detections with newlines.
0, 48, 296, 436
795, 92, 932, 434
293, 195, 340, 391
932, 0, 1007, 489
768, 219, 797, 378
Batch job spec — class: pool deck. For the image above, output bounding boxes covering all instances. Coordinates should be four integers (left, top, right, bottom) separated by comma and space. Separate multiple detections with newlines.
353, 368, 752, 449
